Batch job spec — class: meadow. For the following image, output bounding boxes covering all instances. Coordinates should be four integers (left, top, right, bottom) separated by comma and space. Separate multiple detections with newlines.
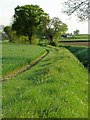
60, 34, 89, 42
2, 42, 46, 76
72, 34, 88, 40
2, 43, 88, 118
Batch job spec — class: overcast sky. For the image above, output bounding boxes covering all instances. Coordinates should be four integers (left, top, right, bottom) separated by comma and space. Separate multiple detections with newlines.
0, 0, 88, 34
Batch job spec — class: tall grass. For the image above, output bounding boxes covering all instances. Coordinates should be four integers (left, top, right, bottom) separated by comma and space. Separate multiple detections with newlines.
64, 45, 90, 71
2, 42, 46, 76
2, 46, 88, 118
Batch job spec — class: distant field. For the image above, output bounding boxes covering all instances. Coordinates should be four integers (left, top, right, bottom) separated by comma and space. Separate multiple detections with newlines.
2, 42, 46, 76
2, 45, 88, 118
60, 41, 90, 47
60, 34, 89, 42
73, 34, 88, 39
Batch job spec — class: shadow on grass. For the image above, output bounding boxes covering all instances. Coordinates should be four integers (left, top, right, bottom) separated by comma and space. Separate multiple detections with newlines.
62, 45, 90, 72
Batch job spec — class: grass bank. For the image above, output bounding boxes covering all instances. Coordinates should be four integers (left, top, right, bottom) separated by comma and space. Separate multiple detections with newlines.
2, 46, 88, 118
63, 45, 90, 71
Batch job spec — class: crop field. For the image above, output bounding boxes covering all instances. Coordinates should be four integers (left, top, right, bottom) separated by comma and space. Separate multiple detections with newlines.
60, 41, 90, 47
2, 43, 88, 118
2, 42, 46, 76
72, 34, 88, 40
60, 34, 89, 42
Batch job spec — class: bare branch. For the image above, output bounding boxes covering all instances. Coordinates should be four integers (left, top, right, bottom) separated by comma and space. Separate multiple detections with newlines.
62, 0, 90, 21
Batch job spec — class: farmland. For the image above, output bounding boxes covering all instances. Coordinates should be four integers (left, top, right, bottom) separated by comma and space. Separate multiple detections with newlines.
2, 42, 46, 76
60, 41, 90, 47
59, 34, 90, 48
2, 42, 88, 118
60, 34, 89, 42
72, 34, 88, 40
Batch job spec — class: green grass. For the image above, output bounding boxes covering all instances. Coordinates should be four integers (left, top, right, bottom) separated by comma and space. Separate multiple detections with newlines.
60, 34, 89, 42
64, 45, 90, 71
2, 46, 88, 118
0, 43, 2, 77
2, 42, 46, 76
73, 34, 88, 40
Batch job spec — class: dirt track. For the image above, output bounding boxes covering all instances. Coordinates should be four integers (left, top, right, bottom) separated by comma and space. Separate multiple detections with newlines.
62, 41, 90, 47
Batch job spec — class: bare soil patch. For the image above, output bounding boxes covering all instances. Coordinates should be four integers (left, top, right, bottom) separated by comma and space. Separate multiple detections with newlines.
62, 41, 90, 47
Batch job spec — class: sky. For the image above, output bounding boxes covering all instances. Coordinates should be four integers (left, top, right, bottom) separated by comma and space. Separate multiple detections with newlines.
0, 0, 88, 34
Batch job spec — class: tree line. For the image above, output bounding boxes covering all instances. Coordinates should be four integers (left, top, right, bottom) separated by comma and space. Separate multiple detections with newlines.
4, 4, 68, 46
4, 0, 89, 45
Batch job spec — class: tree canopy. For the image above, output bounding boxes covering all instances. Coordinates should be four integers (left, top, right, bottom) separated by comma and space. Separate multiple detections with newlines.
62, 0, 90, 21
36, 17, 68, 45
12, 5, 49, 44
4, 26, 17, 42
46, 17, 68, 45
73, 29, 80, 35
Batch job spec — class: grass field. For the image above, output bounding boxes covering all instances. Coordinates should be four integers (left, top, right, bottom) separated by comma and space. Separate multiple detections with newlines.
60, 34, 89, 42
72, 34, 88, 40
2, 44, 88, 118
2, 42, 46, 76
63, 45, 90, 71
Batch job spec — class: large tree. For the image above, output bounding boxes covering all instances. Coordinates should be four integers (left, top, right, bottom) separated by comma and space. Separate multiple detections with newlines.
45, 17, 68, 45
12, 5, 49, 44
37, 17, 68, 45
62, 0, 90, 21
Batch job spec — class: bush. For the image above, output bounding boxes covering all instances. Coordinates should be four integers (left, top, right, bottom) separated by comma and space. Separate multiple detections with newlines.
19, 36, 28, 43
31, 35, 39, 45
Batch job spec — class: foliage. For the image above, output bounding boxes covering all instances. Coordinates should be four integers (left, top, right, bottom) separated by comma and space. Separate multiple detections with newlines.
73, 29, 80, 35
2, 45, 88, 118
40, 17, 68, 45
62, 0, 90, 21
4, 26, 12, 41
2, 42, 46, 76
4, 26, 18, 42
31, 34, 39, 45
12, 5, 49, 44
19, 35, 28, 43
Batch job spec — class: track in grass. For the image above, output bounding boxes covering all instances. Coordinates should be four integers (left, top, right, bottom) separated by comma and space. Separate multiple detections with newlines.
1, 49, 49, 81
2, 43, 46, 77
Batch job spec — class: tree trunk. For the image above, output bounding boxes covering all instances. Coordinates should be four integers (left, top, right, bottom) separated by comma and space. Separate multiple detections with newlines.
28, 32, 33, 44
49, 35, 53, 45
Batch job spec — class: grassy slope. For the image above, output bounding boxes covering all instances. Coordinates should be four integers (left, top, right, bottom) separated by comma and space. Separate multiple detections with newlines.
2, 46, 88, 118
64, 46, 90, 71
2, 42, 46, 76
